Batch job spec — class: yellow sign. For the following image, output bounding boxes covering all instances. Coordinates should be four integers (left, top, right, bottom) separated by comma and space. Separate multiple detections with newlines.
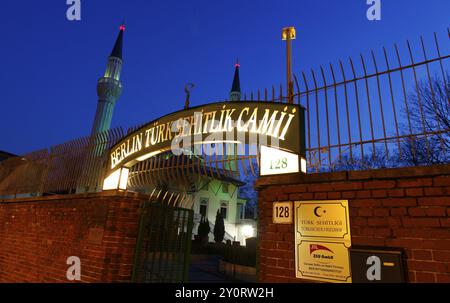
273, 202, 293, 224
296, 240, 352, 283
296, 201, 350, 240
294, 200, 352, 283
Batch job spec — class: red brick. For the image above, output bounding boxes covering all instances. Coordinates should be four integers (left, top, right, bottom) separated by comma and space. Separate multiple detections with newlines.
408, 260, 448, 273
356, 227, 375, 236
373, 228, 392, 237
364, 180, 396, 189
327, 192, 341, 199
314, 192, 327, 199
436, 274, 450, 283
390, 207, 407, 216
358, 208, 373, 217
406, 188, 424, 197
342, 191, 356, 199
387, 189, 405, 197
408, 207, 427, 217
277, 242, 291, 250
434, 176, 450, 186
368, 218, 388, 227
382, 198, 417, 207
415, 272, 436, 283
373, 208, 389, 217
284, 185, 308, 193
402, 218, 441, 228
356, 191, 372, 198
351, 217, 368, 226
264, 258, 277, 266
277, 224, 292, 233
290, 193, 314, 200
426, 207, 447, 217
351, 199, 382, 208
351, 236, 385, 246
332, 182, 363, 191
372, 190, 388, 198
418, 197, 450, 206
412, 249, 432, 260
423, 239, 450, 250
385, 238, 424, 249
440, 218, 450, 228
387, 217, 402, 227
398, 178, 432, 188
260, 240, 276, 250
277, 259, 289, 268
424, 187, 445, 196
309, 183, 334, 192
433, 251, 450, 262
408, 271, 416, 282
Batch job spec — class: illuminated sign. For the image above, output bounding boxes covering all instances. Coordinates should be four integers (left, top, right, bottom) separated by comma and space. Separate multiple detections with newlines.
108, 101, 305, 171
294, 200, 352, 283
260, 145, 306, 176
103, 167, 130, 190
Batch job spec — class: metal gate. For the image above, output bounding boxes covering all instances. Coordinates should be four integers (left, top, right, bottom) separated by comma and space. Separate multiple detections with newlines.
132, 201, 194, 283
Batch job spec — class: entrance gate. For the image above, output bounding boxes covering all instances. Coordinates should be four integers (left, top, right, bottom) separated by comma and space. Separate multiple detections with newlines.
132, 202, 194, 282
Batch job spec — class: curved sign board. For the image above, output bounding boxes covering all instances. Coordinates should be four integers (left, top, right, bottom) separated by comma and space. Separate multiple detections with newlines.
107, 101, 306, 173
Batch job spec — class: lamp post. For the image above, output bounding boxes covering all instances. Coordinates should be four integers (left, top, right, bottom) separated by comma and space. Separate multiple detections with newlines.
184, 83, 195, 109
282, 26, 296, 104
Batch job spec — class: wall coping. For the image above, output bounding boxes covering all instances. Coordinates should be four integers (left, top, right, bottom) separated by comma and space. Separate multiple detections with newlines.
0, 190, 150, 204
255, 164, 450, 190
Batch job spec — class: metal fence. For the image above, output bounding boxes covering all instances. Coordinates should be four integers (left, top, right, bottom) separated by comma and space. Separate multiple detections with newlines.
132, 202, 194, 282
247, 29, 450, 173
1, 30, 448, 199
0, 128, 124, 197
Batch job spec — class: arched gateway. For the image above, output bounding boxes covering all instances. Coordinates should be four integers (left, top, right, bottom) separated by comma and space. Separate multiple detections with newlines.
102, 100, 306, 204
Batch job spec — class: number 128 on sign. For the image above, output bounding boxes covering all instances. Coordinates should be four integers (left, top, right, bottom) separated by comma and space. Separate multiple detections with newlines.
273, 202, 293, 224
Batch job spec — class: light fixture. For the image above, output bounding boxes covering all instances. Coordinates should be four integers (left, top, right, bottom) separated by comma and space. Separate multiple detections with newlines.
103, 167, 129, 190
242, 225, 254, 238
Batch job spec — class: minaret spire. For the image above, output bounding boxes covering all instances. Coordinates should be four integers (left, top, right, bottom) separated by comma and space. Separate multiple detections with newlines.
110, 24, 125, 59
91, 25, 125, 135
230, 58, 241, 101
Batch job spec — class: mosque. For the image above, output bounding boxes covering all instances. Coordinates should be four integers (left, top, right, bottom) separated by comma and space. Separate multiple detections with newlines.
91, 25, 256, 244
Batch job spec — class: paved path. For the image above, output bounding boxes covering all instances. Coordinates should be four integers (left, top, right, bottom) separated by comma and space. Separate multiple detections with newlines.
188, 255, 233, 283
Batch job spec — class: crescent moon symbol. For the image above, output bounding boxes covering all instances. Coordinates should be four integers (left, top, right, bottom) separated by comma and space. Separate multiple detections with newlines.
314, 206, 322, 217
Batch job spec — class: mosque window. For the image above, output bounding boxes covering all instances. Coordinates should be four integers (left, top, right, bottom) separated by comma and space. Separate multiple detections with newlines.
200, 198, 208, 217
222, 183, 229, 193
220, 201, 228, 220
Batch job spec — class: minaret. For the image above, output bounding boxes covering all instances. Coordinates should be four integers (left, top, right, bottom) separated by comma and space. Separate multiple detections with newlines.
91, 25, 125, 135
225, 60, 241, 172
229, 59, 241, 101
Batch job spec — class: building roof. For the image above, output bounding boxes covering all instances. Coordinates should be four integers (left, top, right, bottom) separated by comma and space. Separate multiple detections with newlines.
0, 150, 17, 160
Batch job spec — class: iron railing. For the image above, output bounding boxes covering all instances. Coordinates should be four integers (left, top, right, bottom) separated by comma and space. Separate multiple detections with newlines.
277, 30, 449, 172
1, 30, 448, 199
132, 202, 194, 282
0, 128, 124, 198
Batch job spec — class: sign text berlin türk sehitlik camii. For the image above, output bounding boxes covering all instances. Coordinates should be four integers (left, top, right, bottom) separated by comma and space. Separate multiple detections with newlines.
108, 101, 305, 170
294, 200, 352, 283
103, 101, 306, 190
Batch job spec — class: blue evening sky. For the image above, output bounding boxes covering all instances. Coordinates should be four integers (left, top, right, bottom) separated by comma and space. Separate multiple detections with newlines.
0, 0, 449, 154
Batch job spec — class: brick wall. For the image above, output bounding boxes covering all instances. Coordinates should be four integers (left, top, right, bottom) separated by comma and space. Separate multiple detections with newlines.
0, 191, 146, 282
256, 164, 450, 283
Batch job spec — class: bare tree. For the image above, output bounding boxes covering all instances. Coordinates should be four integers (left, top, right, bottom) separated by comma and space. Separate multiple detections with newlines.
399, 74, 450, 166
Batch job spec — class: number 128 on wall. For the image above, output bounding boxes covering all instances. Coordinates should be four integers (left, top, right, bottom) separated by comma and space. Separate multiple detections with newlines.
273, 202, 293, 224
